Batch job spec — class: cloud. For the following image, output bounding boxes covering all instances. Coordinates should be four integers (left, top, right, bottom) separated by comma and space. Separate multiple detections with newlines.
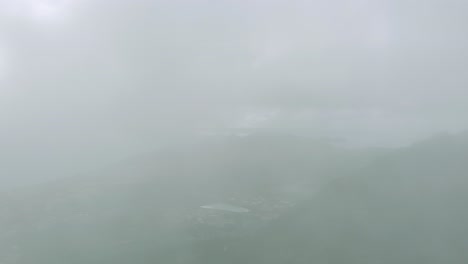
1, 0, 468, 185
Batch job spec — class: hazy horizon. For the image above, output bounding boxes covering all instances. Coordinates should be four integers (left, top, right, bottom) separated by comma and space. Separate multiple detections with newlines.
1, 0, 467, 185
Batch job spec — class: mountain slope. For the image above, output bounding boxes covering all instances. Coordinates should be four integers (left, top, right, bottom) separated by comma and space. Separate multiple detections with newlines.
0, 134, 372, 264
194, 132, 468, 264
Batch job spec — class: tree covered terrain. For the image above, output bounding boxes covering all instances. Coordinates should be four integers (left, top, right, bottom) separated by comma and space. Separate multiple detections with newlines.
0, 132, 466, 263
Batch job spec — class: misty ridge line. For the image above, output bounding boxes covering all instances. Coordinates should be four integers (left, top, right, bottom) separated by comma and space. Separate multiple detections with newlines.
0, 1, 467, 262
0, 0, 466, 187
0, 127, 467, 263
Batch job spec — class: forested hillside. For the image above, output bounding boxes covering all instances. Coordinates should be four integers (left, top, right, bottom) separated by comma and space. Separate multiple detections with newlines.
2, 132, 467, 263
0, 134, 375, 263
187, 132, 468, 264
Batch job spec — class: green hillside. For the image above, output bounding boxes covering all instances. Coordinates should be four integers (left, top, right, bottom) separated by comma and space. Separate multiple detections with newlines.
0, 134, 373, 263
190, 133, 468, 264
3, 132, 466, 263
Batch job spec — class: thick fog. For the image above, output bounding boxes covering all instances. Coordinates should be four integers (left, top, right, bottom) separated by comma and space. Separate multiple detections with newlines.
1, 0, 467, 187
1, 1, 468, 263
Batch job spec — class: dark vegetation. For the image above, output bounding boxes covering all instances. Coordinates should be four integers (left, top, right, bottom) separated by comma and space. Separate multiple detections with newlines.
1, 132, 467, 263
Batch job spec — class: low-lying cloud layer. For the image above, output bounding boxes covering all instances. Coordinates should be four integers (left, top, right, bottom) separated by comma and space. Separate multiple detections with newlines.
0, 0, 467, 186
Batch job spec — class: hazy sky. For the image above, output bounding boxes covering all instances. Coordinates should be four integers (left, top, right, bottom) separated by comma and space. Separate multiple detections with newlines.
0, 0, 467, 186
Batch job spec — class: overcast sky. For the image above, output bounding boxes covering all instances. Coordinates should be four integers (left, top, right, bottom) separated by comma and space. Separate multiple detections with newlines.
0, 0, 467, 187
